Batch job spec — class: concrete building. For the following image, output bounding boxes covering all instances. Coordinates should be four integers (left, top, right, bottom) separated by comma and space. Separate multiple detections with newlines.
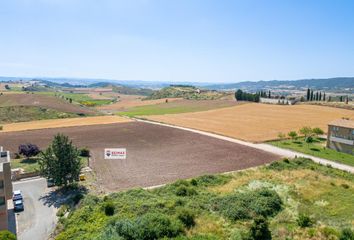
327, 119, 354, 155
0, 147, 13, 230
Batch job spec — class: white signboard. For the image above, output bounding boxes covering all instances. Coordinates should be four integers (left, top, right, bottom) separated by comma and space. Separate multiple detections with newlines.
104, 148, 126, 159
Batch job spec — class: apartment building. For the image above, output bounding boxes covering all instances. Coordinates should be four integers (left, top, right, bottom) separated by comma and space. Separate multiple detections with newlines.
0, 147, 13, 230
327, 119, 354, 155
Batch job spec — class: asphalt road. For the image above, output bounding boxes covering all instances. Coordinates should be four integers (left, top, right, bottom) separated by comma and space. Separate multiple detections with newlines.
13, 178, 57, 240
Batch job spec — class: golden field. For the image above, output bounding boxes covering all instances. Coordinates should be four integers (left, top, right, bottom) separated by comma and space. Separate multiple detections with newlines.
146, 103, 354, 142
0, 115, 131, 132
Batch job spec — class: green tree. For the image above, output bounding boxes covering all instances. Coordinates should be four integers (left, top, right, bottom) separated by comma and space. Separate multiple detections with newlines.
39, 134, 82, 187
306, 88, 310, 101
287, 131, 298, 140
0, 230, 16, 240
299, 126, 313, 142
312, 127, 324, 137
249, 217, 272, 240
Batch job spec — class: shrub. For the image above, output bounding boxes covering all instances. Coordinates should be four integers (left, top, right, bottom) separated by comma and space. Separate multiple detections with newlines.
195, 174, 231, 186
211, 188, 282, 221
57, 204, 70, 217
79, 148, 90, 157
72, 193, 84, 205
108, 213, 183, 239
0, 230, 16, 240
249, 217, 272, 240
297, 213, 313, 228
190, 179, 198, 186
177, 208, 196, 228
104, 201, 115, 216
340, 228, 354, 240
341, 183, 350, 189
18, 143, 40, 158
175, 186, 197, 197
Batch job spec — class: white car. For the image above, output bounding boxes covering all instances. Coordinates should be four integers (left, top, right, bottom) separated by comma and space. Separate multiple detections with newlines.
13, 190, 23, 201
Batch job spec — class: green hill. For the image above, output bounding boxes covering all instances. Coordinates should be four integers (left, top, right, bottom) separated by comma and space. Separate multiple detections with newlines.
146, 85, 228, 100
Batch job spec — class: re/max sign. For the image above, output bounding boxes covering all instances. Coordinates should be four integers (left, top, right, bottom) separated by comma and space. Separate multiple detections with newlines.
104, 148, 126, 159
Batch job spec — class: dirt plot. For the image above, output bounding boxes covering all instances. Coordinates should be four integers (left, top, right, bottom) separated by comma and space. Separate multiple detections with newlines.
0, 122, 280, 191
0, 93, 96, 115
0, 116, 131, 132
146, 103, 354, 142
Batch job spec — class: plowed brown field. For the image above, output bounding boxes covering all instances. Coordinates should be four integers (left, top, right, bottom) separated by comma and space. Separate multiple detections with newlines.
0, 122, 279, 190
146, 103, 354, 142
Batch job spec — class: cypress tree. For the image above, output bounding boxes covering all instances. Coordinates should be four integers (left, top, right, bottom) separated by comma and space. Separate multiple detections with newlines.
319, 92, 322, 101
306, 88, 310, 101
323, 92, 326, 101
268, 90, 271, 98
310, 90, 314, 101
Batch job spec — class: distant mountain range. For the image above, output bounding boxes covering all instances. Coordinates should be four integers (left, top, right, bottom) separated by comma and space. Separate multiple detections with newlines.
0, 76, 353, 91
205, 78, 354, 91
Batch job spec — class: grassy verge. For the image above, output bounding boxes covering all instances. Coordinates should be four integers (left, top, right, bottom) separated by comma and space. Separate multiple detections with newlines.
269, 137, 354, 167
55, 158, 353, 240
0, 106, 80, 124
11, 156, 89, 173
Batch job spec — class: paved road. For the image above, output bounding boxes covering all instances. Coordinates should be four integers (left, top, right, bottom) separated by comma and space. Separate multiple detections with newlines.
13, 178, 57, 240
136, 119, 354, 173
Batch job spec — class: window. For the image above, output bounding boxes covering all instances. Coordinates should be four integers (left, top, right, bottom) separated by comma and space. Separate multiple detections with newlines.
0, 197, 5, 206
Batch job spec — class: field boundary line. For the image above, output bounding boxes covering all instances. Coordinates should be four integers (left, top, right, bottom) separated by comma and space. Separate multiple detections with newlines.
134, 118, 354, 173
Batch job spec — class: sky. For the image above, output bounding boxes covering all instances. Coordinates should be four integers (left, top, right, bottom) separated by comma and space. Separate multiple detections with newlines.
0, 0, 354, 83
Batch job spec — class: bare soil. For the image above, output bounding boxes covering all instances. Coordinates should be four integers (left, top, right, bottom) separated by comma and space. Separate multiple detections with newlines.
0, 122, 280, 191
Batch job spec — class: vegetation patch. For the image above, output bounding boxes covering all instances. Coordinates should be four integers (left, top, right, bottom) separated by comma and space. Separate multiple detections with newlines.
269, 137, 354, 167
55, 158, 354, 240
0, 106, 80, 123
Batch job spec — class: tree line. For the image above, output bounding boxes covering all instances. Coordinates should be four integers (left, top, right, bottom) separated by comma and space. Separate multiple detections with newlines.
306, 88, 326, 101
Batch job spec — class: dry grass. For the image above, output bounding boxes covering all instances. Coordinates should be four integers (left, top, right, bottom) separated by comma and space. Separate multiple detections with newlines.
0, 115, 131, 132
146, 103, 354, 142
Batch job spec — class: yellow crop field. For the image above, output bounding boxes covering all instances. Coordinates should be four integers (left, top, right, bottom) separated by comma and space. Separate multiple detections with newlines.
0, 115, 131, 132
146, 103, 354, 142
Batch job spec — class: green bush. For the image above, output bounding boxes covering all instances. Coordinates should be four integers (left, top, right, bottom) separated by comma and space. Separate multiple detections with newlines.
296, 213, 313, 228
72, 193, 84, 205
79, 147, 90, 157
340, 228, 354, 240
104, 201, 115, 216
194, 174, 231, 186
175, 186, 197, 197
211, 188, 282, 221
57, 204, 70, 217
249, 217, 271, 240
0, 230, 16, 240
106, 213, 183, 239
177, 208, 196, 228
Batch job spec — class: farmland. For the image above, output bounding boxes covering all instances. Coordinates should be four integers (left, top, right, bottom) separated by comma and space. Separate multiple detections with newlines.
0, 93, 97, 115
55, 158, 354, 240
0, 115, 130, 132
145, 103, 354, 142
0, 122, 279, 191
118, 99, 240, 117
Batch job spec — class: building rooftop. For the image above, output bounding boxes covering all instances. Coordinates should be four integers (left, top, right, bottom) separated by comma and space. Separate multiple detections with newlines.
329, 119, 354, 129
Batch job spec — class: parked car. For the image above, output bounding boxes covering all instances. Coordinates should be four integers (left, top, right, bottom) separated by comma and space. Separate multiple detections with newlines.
14, 199, 24, 212
13, 190, 23, 201
13, 190, 24, 212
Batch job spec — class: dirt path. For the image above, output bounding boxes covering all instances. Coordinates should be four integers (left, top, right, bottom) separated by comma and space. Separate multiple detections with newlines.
135, 118, 354, 173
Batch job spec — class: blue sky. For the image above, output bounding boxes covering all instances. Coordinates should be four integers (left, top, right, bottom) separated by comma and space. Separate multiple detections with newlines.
0, 0, 353, 82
